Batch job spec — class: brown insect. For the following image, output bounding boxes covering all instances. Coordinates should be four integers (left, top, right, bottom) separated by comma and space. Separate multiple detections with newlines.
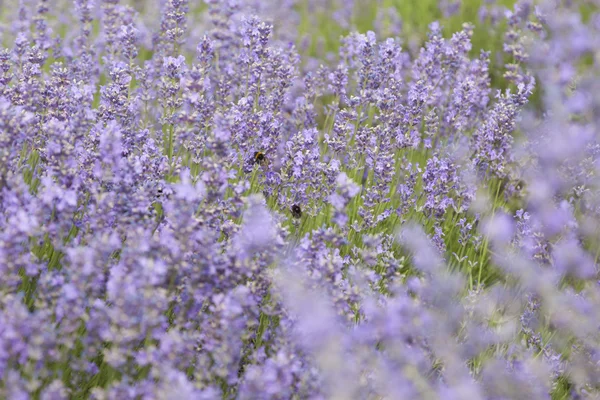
254, 151, 267, 166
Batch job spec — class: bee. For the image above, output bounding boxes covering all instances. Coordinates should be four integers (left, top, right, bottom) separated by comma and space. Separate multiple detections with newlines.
254, 151, 267, 166
291, 204, 302, 219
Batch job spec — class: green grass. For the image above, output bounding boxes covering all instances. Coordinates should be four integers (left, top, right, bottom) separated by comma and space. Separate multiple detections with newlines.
296, 0, 518, 86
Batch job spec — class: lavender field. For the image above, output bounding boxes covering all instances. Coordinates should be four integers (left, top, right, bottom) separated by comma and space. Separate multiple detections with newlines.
1, 0, 600, 398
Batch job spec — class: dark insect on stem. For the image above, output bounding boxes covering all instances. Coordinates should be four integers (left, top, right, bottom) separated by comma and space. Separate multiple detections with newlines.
291, 204, 302, 219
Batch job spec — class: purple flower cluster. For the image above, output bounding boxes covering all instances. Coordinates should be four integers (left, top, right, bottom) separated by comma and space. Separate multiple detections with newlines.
1, 0, 600, 398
